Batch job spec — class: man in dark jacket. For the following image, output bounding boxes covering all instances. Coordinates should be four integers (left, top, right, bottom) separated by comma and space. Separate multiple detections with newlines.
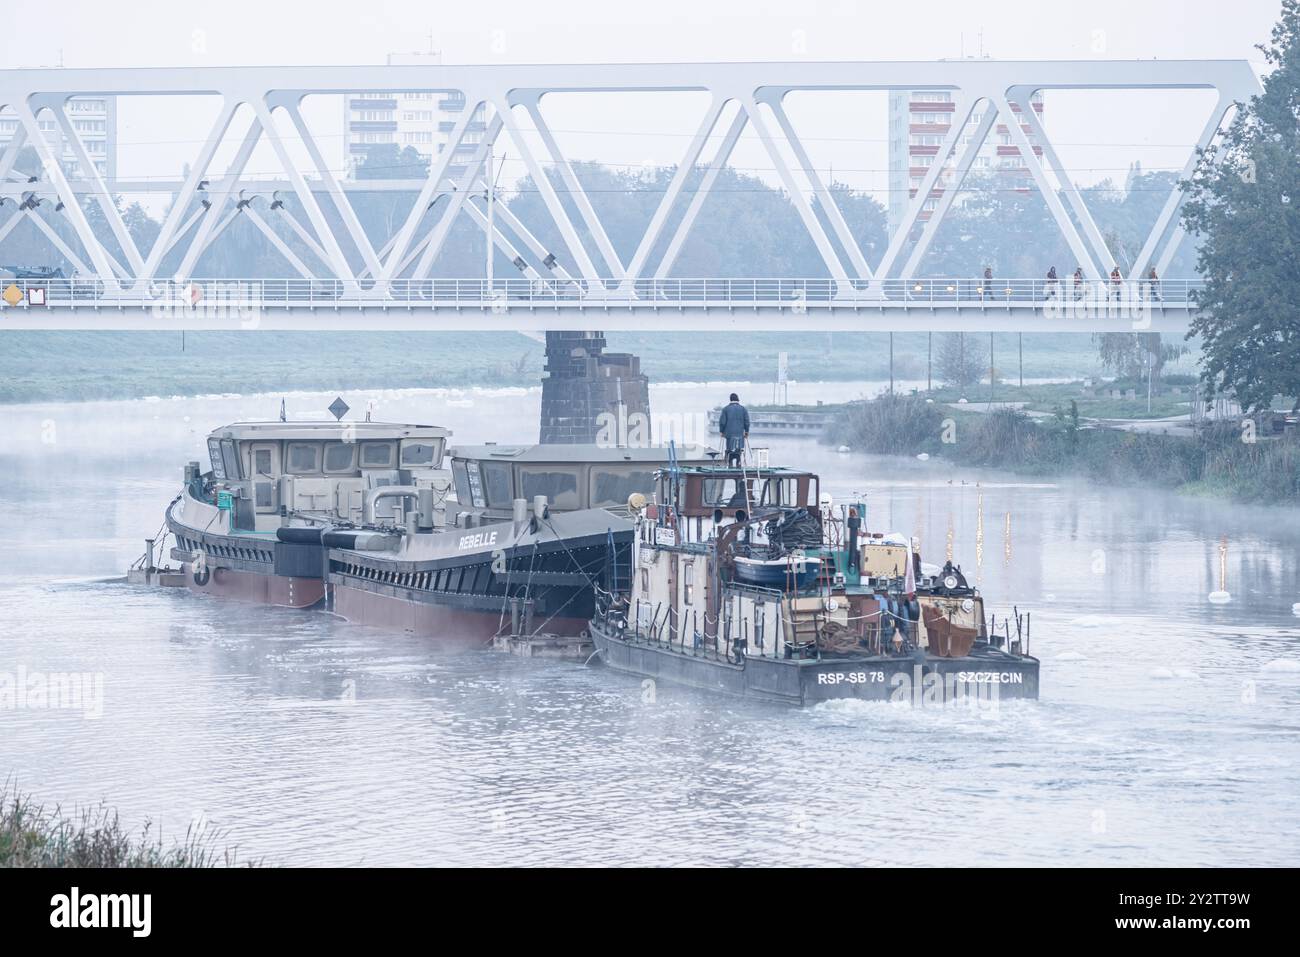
718, 393, 750, 467
846, 507, 862, 574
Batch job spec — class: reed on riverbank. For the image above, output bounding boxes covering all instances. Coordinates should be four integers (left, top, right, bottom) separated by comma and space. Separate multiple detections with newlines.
0, 784, 260, 867
832, 396, 1300, 504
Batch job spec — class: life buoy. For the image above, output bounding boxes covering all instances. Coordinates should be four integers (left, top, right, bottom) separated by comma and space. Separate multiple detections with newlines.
192, 551, 210, 586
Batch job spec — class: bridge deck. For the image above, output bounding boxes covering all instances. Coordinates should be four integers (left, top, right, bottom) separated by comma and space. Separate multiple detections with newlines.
0, 277, 1200, 332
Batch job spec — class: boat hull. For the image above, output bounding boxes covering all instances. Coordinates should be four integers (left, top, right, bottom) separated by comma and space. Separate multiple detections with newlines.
329, 580, 588, 643
589, 620, 1039, 706
181, 562, 324, 609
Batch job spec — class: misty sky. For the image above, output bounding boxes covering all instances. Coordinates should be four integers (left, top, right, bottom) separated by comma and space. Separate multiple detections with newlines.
9, 0, 1279, 69
1, 0, 1284, 215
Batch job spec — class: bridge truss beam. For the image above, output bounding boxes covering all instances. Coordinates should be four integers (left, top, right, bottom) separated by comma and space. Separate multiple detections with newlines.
0, 59, 1260, 325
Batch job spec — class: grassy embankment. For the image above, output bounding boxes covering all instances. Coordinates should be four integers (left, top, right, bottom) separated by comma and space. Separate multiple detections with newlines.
0, 785, 260, 867
830, 392, 1300, 504
919, 379, 1198, 420
0, 330, 1112, 404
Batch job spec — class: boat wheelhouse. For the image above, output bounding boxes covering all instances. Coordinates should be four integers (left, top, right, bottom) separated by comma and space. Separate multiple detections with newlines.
167, 419, 452, 607
589, 462, 1040, 705
447, 443, 706, 524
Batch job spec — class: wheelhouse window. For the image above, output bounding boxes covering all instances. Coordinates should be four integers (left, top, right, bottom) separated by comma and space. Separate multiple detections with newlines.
451, 459, 472, 505
757, 478, 799, 508
287, 442, 321, 474
702, 477, 746, 508
463, 460, 486, 508
360, 440, 396, 469
400, 439, 443, 468
519, 468, 580, 509
591, 468, 654, 508
253, 448, 274, 476
220, 439, 241, 480
207, 438, 226, 480
481, 462, 513, 508
323, 442, 356, 473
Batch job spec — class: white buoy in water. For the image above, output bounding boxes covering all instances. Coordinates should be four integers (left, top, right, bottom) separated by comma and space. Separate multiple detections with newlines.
916, 452, 930, 461
1291, 602, 1300, 616
837, 445, 851, 454
1208, 590, 1232, 604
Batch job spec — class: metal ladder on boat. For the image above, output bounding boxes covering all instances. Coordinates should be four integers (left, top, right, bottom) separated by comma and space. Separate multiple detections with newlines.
605, 527, 630, 596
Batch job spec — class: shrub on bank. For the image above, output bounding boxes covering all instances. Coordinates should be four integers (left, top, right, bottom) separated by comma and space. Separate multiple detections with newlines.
833, 397, 1300, 504
835, 393, 946, 456
0, 785, 260, 867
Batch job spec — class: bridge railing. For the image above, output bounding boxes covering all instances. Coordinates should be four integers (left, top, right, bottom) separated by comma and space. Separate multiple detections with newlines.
0, 276, 1204, 309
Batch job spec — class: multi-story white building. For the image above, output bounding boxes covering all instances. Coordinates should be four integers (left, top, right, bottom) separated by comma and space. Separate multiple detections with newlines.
887, 89, 1043, 238
343, 89, 486, 179
0, 96, 116, 179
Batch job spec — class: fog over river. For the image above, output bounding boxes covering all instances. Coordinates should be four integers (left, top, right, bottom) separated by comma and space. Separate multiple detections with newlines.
2, 380, 1299, 865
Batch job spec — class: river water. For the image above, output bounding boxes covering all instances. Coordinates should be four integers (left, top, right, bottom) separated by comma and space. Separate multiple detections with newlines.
2, 381, 1299, 866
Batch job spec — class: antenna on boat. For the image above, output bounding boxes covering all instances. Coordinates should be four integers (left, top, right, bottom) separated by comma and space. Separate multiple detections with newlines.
667, 440, 681, 515
279, 398, 286, 422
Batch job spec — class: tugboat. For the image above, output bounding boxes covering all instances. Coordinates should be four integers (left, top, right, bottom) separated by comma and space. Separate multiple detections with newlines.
161, 414, 716, 643
588, 461, 1039, 705
325, 442, 715, 641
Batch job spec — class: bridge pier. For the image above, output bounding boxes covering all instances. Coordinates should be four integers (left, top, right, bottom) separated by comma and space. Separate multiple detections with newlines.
539, 331, 651, 445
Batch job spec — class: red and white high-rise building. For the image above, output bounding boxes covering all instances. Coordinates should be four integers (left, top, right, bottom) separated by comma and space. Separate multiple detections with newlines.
887, 88, 1044, 238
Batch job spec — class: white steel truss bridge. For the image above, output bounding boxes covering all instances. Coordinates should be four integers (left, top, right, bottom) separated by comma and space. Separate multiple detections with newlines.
0, 59, 1259, 332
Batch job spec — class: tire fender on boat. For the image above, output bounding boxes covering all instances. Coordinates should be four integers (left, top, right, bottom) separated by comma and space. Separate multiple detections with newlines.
192, 551, 210, 586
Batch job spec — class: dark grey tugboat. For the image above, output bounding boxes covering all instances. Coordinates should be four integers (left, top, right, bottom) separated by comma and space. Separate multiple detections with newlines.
326, 442, 715, 642
588, 462, 1039, 706
161, 416, 715, 644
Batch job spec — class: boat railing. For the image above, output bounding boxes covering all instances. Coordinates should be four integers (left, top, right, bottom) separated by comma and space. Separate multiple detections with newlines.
610, 583, 791, 664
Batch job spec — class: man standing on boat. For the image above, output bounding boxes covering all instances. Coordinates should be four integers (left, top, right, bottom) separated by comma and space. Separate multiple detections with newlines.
846, 507, 862, 575
718, 393, 750, 467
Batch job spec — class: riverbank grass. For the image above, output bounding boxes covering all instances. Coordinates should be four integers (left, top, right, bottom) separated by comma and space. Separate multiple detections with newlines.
0, 785, 260, 867
831, 394, 1300, 505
